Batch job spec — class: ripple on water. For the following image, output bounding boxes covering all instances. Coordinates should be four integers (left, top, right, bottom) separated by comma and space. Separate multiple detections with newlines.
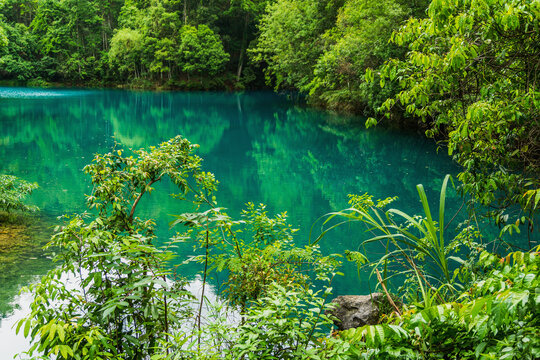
0, 87, 93, 99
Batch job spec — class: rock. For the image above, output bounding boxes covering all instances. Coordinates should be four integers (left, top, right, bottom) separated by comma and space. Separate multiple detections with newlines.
328, 293, 383, 330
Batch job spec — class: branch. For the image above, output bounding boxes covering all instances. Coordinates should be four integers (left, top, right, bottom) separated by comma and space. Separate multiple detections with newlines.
128, 176, 162, 222
375, 269, 402, 316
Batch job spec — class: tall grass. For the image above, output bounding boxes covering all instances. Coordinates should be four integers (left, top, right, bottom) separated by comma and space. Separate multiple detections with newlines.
312, 175, 467, 307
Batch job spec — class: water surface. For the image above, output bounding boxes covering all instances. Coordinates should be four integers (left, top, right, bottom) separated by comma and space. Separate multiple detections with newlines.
0, 87, 461, 356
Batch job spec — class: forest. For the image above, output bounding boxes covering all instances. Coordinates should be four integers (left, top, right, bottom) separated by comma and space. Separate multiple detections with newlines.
1, 0, 539, 359
2, 0, 426, 104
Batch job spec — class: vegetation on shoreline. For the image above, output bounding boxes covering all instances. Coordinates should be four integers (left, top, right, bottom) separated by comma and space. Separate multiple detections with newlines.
368, 0, 540, 232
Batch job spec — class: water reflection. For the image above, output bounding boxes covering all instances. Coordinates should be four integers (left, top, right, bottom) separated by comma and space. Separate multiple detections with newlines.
0, 88, 461, 311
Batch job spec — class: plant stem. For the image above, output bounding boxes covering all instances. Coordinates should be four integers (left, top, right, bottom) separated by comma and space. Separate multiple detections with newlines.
197, 228, 210, 353
375, 269, 401, 316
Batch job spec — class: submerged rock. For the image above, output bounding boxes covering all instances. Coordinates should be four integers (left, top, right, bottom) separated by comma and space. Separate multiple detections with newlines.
328, 293, 383, 330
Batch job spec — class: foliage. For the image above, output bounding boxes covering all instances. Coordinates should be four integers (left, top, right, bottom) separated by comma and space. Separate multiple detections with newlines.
0, 174, 38, 214
339, 246, 540, 359
370, 0, 540, 226
207, 202, 340, 309
306, 0, 408, 113
109, 28, 144, 78
168, 196, 342, 358
0, 20, 7, 47
15, 136, 347, 360
10, 133, 540, 360
178, 24, 229, 76
153, 282, 350, 360
17, 136, 217, 359
315, 175, 476, 308
252, 0, 430, 113
30, 0, 103, 80
0, 0, 256, 87
251, 0, 344, 90
224, 283, 346, 360
0, 20, 41, 81
314, 176, 539, 359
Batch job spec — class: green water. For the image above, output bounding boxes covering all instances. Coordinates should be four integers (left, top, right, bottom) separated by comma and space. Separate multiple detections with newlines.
0, 87, 462, 355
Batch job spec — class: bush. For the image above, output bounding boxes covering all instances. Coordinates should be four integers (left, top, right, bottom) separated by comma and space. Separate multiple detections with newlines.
0, 175, 38, 214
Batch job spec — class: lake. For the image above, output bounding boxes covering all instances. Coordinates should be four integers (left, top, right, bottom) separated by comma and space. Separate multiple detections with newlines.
0, 87, 461, 357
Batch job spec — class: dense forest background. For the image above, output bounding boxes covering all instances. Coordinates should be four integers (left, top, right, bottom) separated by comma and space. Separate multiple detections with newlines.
0, 0, 428, 113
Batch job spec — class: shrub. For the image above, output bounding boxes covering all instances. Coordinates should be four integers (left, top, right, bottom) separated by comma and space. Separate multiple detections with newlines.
0, 174, 38, 214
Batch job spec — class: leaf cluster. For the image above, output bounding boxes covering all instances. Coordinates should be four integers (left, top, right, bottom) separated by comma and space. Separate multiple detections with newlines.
0, 174, 39, 214
371, 0, 540, 227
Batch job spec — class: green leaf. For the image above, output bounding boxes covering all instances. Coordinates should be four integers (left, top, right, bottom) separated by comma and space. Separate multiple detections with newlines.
102, 305, 116, 319
23, 319, 31, 338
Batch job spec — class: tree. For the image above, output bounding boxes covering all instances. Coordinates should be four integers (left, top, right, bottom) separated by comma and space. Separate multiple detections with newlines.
143, 0, 182, 80
30, 0, 103, 80
251, 0, 344, 90
109, 27, 144, 78
17, 136, 218, 359
228, 0, 269, 82
0, 0, 38, 26
178, 24, 229, 77
306, 0, 409, 113
0, 21, 40, 80
371, 0, 540, 227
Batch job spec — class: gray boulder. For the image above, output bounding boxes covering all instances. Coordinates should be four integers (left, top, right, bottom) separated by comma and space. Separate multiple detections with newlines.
328, 293, 383, 330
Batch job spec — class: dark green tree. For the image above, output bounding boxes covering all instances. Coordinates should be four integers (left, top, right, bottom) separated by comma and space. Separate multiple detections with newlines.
306, 0, 409, 113
31, 0, 103, 80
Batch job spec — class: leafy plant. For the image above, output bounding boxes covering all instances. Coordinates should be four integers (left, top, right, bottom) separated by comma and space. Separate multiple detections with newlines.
17, 136, 217, 360
315, 175, 472, 308
226, 283, 346, 360
339, 246, 540, 359
206, 202, 341, 310
369, 0, 540, 229
0, 174, 38, 215
153, 282, 351, 360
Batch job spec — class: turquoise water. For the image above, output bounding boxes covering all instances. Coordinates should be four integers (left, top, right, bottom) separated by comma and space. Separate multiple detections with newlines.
0, 86, 464, 293
0, 87, 462, 355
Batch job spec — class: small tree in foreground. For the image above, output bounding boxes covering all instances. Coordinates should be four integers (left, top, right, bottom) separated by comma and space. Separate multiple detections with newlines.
17, 136, 218, 359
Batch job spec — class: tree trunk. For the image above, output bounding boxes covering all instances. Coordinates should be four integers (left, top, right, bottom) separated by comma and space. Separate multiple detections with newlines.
236, 13, 249, 83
